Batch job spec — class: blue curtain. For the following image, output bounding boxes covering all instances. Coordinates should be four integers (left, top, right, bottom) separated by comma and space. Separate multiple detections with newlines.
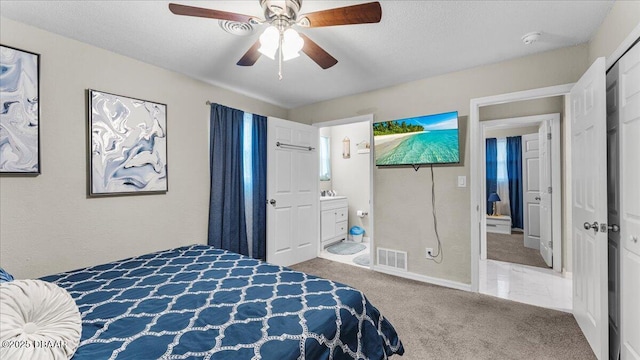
251, 114, 267, 260
208, 104, 249, 256
485, 138, 497, 215
506, 136, 523, 229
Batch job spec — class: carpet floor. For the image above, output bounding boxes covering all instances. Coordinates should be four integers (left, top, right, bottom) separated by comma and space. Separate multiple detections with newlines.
487, 231, 549, 269
291, 258, 594, 360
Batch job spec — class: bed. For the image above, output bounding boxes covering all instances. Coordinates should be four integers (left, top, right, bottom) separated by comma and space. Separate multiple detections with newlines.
40, 244, 404, 359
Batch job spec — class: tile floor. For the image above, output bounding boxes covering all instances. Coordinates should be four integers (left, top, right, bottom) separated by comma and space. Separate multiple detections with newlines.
479, 258, 572, 312
319, 241, 371, 269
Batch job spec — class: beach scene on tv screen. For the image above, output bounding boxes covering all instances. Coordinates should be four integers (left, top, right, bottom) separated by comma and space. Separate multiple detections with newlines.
374, 111, 460, 165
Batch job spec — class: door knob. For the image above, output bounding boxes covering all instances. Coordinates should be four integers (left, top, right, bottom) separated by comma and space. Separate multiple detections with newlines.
269, 199, 276, 206
583, 221, 599, 233
535, 196, 541, 201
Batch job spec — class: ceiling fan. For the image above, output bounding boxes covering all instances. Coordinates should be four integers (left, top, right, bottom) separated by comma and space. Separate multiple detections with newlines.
168, 1, 382, 78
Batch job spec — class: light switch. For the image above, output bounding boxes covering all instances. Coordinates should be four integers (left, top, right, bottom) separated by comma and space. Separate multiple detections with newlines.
458, 176, 466, 187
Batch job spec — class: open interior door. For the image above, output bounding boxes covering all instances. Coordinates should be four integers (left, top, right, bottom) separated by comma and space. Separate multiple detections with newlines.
538, 120, 552, 267
571, 57, 608, 360
266, 117, 319, 266
522, 133, 541, 249
618, 41, 640, 360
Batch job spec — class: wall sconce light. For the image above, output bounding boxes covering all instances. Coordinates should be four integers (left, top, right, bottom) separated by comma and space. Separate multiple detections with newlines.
342, 137, 350, 159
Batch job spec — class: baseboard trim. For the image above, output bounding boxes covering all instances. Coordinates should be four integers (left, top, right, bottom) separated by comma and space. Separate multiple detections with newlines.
373, 265, 471, 292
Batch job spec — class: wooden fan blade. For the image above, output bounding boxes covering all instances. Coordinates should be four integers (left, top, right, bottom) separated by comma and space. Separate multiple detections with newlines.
237, 40, 262, 66
169, 3, 254, 23
300, 34, 338, 69
300, 2, 381, 28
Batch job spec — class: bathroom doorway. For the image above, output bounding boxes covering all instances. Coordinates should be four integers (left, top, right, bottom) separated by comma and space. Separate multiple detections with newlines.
315, 114, 374, 269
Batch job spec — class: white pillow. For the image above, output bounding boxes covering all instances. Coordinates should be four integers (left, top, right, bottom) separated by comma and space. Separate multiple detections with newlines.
0, 279, 81, 360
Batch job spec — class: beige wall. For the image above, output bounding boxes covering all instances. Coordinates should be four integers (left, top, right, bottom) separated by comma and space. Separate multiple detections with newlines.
289, 45, 589, 284
326, 122, 371, 237
0, 18, 287, 279
484, 126, 538, 139
480, 97, 564, 122
589, 0, 640, 64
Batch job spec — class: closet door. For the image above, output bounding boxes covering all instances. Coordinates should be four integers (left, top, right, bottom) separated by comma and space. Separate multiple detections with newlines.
619, 41, 640, 360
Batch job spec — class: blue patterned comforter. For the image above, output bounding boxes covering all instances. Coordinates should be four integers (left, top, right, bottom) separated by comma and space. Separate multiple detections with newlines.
42, 245, 404, 359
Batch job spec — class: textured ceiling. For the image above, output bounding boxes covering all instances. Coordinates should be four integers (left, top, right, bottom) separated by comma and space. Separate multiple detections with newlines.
0, 1, 614, 109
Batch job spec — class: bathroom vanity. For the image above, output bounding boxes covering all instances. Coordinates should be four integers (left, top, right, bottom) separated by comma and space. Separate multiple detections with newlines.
320, 196, 348, 248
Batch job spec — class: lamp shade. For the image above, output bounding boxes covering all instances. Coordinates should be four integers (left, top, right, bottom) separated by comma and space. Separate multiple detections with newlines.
488, 192, 501, 202
258, 26, 304, 62
258, 26, 279, 59
282, 28, 304, 61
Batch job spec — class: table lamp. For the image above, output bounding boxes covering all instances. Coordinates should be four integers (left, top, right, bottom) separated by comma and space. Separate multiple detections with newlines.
488, 192, 501, 216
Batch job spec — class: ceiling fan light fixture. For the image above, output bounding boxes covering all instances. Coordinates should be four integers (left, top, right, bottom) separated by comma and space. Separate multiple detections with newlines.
282, 28, 304, 61
259, 26, 304, 62
169, 1, 383, 72
258, 25, 279, 59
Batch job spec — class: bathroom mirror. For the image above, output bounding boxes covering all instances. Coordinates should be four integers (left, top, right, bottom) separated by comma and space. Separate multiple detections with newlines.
319, 136, 331, 181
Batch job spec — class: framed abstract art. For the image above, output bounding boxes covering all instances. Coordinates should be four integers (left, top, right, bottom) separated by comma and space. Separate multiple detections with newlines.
88, 89, 168, 196
0, 45, 40, 174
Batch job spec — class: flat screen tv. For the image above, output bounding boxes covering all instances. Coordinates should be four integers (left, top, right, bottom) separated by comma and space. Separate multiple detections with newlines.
373, 111, 460, 166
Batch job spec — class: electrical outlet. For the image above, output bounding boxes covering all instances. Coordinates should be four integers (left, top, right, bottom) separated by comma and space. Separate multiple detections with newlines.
426, 248, 434, 259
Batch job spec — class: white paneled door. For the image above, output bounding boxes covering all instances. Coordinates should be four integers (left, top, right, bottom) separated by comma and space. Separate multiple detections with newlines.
522, 133, 541, 250
619, 41, 640, 360
571, 57, 608, 360
538, 120, 552, 267
266, 117, 319, 267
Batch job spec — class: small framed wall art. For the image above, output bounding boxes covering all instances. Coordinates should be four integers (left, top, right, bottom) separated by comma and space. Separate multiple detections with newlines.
0, 45, 40, 174
88, 89, 168, 196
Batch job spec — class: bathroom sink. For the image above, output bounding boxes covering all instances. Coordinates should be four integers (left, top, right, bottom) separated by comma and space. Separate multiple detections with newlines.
320, 195, 347, 201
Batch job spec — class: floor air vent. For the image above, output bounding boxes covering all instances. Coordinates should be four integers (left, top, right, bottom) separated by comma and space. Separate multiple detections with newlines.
377, 247, 407, 271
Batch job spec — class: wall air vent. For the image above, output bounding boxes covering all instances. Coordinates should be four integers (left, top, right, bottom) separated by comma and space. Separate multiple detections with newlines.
377, 247, 407, 271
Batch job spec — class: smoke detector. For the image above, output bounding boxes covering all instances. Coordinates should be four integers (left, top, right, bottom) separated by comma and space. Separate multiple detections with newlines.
521, 31, 541, 45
